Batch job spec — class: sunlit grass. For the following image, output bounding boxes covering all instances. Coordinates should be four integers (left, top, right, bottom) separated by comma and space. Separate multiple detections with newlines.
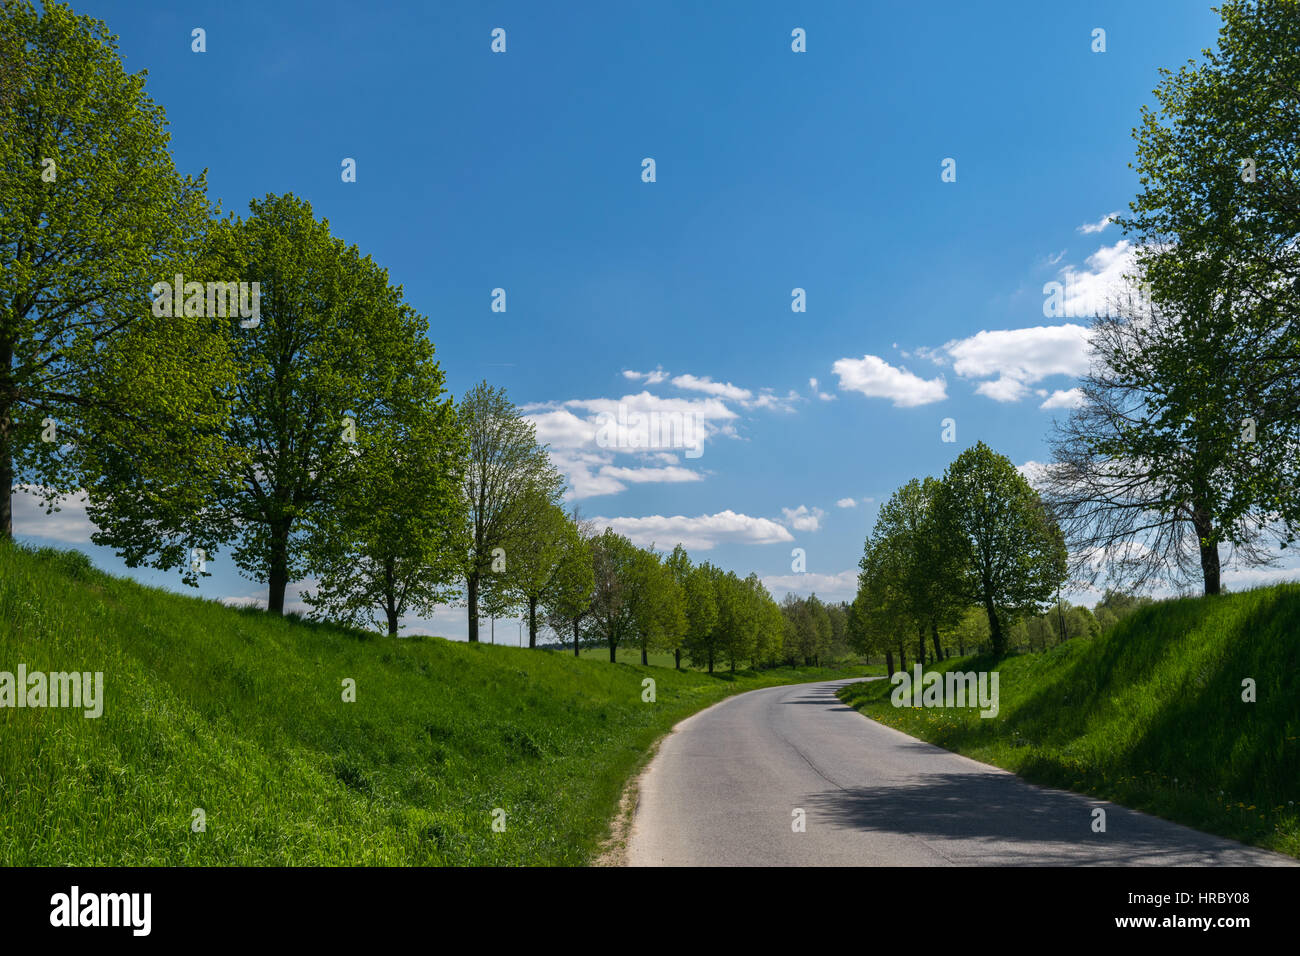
0, 541, 876, 865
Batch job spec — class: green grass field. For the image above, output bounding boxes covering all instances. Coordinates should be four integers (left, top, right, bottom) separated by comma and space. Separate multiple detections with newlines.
838, 585, 1300, 857
0, 541, 875, 865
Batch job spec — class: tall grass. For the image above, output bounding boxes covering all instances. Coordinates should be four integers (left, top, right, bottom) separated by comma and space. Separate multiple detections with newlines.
0, 542, 874, 865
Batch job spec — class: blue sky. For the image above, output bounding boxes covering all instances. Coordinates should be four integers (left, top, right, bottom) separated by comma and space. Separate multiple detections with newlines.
19, 0, 1294, 639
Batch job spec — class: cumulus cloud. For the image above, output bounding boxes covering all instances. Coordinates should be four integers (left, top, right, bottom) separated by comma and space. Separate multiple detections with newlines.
931, 324, 1092, 403
781, 505, 825, 532
835, 497, 857, 509
831, 354, 948, 407
591, 511, 795, 550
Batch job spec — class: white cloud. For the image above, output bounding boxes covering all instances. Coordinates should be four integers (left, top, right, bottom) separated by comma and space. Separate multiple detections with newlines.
623, 367, 669, 384
671, 373, 752, 402
1078, 211, 1121, 235
11, 486, 94, 544
592, 511, 795, 551
1052, 240, 1147, 319
835, 497, 857, 509
935, 324, 1092, 403
598, 465, 703, 485
1040, 387, 1087, 410
831, 355, 948, 407
781, 505, 825, 532
808, 377, 836, 401
1016, 460, 1054, 491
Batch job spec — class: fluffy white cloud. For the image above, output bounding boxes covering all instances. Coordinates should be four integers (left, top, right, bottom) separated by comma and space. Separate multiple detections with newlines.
781, 505, 825, 532
1040, 387, 1086, 410
831, 354, 948, 407
932, 324, 1092, 403
1077, 211, 1121, 234
835, 497, 857, 509
1050, 240, 1147, 320
592, 511, 794, 550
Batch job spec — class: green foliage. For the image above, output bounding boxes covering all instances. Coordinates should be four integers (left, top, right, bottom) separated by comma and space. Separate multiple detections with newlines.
938, 441, 1068, 655
458, 382, 565, 642
0, 0, 218, 538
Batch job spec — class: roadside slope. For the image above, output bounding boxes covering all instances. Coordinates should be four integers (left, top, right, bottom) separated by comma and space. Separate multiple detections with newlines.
0, 543, 872, 865
839, 584, 1300, 858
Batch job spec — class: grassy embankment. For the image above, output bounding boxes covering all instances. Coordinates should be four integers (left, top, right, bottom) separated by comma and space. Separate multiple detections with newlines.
0, 542, 875, 865
838, 585, 1300, 857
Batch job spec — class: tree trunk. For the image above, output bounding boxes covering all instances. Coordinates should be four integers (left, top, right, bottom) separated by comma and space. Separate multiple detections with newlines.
885, 649, 895, 678
1193, 509, 1222, 596
573, 618, 580, 656
528, 596, 538, 648
674, 648, 681, 670
898, 640, 907, 674
609, 639, 616, 663
931, 620, 943, 662
917, 623, 926, 667
267, 523, 290, 615
0, 386, 12, 540
467, 572, 480, 642
641, 646, 647, 666
985, 596, 1005, 656
707, 651, 714, 674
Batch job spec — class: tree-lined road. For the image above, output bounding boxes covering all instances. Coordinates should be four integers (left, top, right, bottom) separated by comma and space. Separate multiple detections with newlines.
626, 678, 1296, 866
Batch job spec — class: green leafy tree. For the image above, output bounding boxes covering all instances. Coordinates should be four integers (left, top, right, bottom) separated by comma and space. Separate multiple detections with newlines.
937, 441, 1069, 656
0, 0, 220, 542
89, 194, 432, 615
542, 511, 595, 656
458, 382, 565, 641
301, 371, 465, 636
1116, 0, 1300, 547
589, 528, 638, 662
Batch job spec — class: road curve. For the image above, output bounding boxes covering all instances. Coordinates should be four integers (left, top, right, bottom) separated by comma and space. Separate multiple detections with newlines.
625, 678, 1296, 866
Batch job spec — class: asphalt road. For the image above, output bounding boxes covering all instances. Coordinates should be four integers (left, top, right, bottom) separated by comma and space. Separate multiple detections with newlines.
626, 677, 1297, 866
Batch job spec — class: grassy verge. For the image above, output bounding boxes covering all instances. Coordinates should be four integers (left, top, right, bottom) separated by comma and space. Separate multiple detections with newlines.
837, 584, 1300, 858
0, 541, 876, 865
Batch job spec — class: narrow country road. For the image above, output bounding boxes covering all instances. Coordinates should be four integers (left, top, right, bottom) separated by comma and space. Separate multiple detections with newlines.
625, 678, 1297, 866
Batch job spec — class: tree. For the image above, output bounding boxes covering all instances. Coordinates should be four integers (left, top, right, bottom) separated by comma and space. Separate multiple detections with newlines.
589, 528, 638, 663
665, 545, 715, 670
685, 562, 728, 673
1117, 0, 1300, 545
301, 372, 465, 636
88, 194, 432, 615
542, 510, 595, 656
501, 496, 572, 648
1041, 298, 1283, 597
458, 382, 565, 641
937, 442, 1069, 656
625, 545, 686, 666
0, 0, 219, 541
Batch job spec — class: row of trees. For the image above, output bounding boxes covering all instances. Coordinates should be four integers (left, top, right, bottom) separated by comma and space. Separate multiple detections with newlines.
1, 2, 857, 664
